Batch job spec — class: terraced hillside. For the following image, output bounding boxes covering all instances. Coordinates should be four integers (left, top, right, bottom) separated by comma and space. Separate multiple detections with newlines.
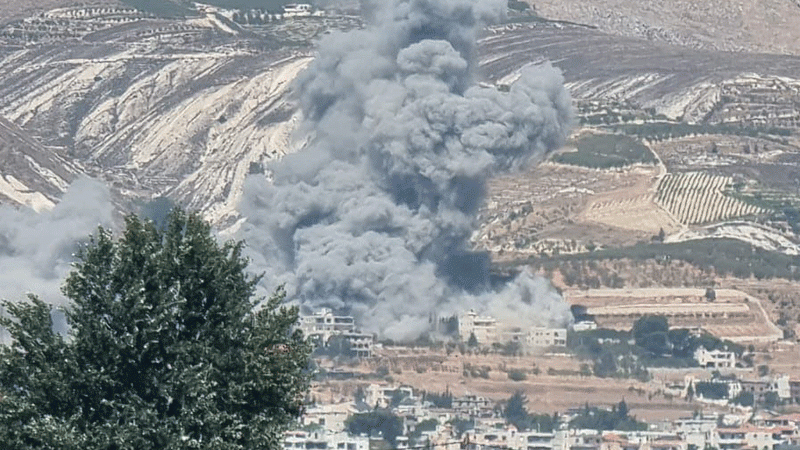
655, 172, 764, 225
0, 5, 318, 224
525, 0, 800, 56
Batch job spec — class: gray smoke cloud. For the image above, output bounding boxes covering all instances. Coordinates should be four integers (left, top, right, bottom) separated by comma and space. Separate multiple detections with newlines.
240, 0, 574, 340
0, 177, 114, 341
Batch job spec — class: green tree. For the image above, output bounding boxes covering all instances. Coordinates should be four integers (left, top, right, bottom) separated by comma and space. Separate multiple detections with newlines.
467, 332, 478, 348
0, 210, 312, 450
504, 391, 529, 430
347, 410, 403, 446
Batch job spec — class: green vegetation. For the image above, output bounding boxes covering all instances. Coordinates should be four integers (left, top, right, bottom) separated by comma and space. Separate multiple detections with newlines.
694, 382, 729, 400
504, 392, 558, 432
422, 391, 453, 409
508, 0, 531, 11
610, 122, 792, 141
121, 0, 295, 17
524, 238, 800, 281
731, 391, 755, 407
569, 401, 647, 431
508, 370, 528, 381
0, 210, 312, 449
568, 315, 743, 379
552, 133, 657, 168
347, 410, 404, 447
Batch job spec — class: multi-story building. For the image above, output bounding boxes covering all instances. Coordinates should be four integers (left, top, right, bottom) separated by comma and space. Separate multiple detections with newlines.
674, 417, 719, 449
299, 309, 373, 357
459, 309, 567, 350
740, 380, 772, 404
284, 430, 369, 450
302, 402, 357, 432
527, 327, 568, 348
716, 426, 780, 450
365, 384, 415, 409
459, 309, 500, 345
452, 394, 494, 418
694, 347, 736, 369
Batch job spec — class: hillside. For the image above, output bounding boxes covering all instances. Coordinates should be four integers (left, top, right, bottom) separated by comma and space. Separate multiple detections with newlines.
525, 0, 800, 56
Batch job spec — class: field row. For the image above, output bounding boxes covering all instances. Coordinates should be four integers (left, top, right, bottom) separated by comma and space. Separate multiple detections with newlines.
656, 172, 763, 224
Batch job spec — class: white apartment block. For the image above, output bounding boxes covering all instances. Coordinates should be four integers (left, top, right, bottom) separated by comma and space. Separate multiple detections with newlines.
459, 309, 567, 348
284, 430, 368, 450
299, 308, 373, 357
459, 309, 500, 344
527, 327, 568, 348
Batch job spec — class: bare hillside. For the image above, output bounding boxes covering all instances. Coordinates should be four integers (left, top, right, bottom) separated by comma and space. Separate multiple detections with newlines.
528, 0, 800, 55
0, 0, 121, 23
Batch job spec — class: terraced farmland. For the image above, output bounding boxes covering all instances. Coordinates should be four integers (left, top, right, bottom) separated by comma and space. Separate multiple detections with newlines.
655, 172, 764, 224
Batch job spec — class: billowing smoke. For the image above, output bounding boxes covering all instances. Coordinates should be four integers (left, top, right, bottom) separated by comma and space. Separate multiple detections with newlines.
240, 0, 574, 340
0, 177, 114, 341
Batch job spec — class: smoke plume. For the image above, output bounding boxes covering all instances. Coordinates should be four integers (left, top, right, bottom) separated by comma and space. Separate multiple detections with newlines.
240, 0, 574, 341
0, 177, 114, 341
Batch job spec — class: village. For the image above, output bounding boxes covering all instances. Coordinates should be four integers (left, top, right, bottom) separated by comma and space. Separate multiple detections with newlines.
288, 295, 800, 450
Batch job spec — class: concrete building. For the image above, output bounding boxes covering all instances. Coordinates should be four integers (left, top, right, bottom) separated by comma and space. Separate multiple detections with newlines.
694, 347, 736, 369
365, 384, 415, 409
459, 309, 567, 349
302, 402, 357, 433
452, 394, 494, 418
284, 430, 369, 450
299, 309, 373, 357
282, 4, 313, 17
674, 417, 719, 450
527, 327, 568, 348
459, 309, 500, 345
716, 426, 781, 450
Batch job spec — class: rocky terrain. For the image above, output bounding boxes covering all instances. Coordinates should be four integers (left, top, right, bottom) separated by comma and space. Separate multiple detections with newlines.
0, 4, 322, 224
0, 2, 800, 318
525, 0, 800, 56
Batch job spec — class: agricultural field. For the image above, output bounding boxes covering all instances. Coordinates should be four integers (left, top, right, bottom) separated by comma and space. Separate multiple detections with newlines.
655, 172, 765, 224
552, 133, 658, 169
566, 288, 782, 343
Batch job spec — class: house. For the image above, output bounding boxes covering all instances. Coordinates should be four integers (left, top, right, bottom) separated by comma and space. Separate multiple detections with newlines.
460, 309, 500, 345
674, 416, 720, 449
302, 402, 357, 432
527, 327, 568, 348
365, 384, 414, 409
694, 347, 736, 369
298, 309, 374, 357
452, 393, 494, 418
284, 430, 368, 450
740, 380, 772, 404
716, 426, 780, 450
282, 4, 313, 17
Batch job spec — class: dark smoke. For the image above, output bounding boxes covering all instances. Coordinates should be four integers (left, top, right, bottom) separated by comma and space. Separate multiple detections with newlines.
240, 0, 574, 340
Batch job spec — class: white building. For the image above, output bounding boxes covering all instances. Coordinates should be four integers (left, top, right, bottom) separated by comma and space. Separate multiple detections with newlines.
299, 309, 374, 357
459, 309, 500, 345
459, 309, 567, 349
452, 394, 493, 418
302, 403, 356, 432
365, 384, 415, 409
674, 416, 719, 450
694, 347, 736, 369
573, 321, 598, 332
527, 327, 568, 348
283, 3, 313, 17
284, 430, 369, 450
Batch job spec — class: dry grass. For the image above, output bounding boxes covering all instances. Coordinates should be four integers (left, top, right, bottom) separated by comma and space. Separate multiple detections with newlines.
313, 350, 709, 422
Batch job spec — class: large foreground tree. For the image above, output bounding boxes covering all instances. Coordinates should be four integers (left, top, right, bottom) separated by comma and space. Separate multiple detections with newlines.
0, 210, 311, 450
